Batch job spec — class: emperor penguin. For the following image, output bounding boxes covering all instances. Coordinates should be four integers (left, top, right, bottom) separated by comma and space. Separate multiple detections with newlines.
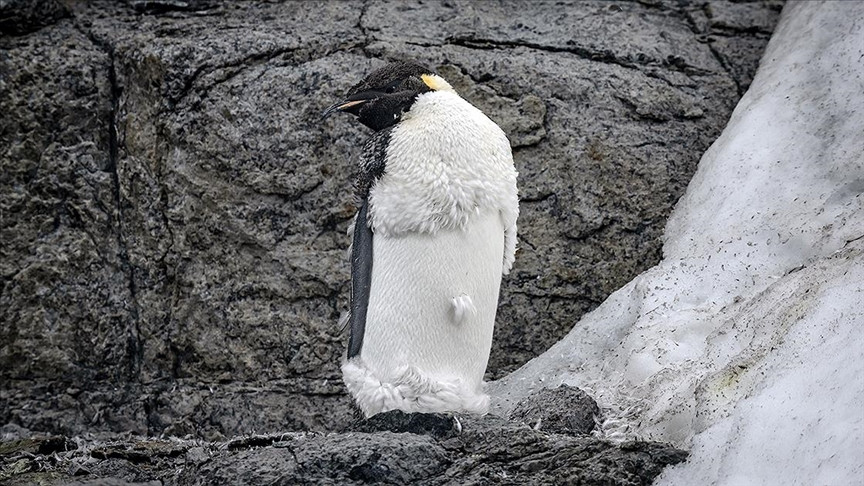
322, 61, 519, 417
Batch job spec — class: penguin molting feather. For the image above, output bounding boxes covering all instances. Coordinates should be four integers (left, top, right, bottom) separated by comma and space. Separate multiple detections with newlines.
323, 61, 518, 417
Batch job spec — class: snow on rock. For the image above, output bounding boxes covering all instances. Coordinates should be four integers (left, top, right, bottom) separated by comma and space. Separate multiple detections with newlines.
490, 1, 864, 483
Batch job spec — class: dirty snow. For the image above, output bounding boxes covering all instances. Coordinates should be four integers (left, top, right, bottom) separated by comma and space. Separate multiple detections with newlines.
491, 2, 864, 484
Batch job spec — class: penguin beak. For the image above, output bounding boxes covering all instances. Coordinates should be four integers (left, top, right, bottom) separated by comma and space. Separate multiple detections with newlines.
322, 89, 386, 120
321, 99, 367, 119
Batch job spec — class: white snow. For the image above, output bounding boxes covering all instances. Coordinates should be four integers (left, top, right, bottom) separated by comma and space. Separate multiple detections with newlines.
490, 2, 864, 484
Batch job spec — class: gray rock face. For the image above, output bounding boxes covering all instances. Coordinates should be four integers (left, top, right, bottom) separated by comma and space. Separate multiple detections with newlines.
1, 0, 781, 439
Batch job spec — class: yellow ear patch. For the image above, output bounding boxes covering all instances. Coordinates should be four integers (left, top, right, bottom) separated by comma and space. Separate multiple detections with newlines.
421, 74, 456, 93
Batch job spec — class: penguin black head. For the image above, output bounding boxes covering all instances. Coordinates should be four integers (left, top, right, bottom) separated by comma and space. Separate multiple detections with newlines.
322, 61, 452, 131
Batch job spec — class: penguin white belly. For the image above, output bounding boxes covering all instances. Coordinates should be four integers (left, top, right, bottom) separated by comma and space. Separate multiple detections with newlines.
341, 209, 505, 416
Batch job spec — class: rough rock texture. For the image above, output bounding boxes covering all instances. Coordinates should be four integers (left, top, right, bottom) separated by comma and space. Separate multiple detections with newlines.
1, 0, 781, 440
0, 411, 687, 485
0, 0, 70, 36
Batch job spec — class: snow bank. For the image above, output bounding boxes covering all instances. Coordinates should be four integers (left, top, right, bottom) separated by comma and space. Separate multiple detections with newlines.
490, 2, 864, 483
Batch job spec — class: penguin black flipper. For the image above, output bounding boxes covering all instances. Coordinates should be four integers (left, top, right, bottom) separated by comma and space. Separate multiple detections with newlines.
347, 128, 391, 359
348, 198, 373, 359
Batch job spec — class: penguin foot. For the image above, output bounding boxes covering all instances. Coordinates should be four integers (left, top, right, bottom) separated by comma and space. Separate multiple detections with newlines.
341, 358, 489, 417
345, 410, 460, 439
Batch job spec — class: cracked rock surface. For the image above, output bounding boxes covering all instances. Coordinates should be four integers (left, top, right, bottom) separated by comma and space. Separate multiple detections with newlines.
1, 0, 781, 442
0, 409, 687, 485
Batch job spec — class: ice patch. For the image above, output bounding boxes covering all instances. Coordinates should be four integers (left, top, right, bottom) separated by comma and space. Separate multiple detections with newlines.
491, 2, 864, 483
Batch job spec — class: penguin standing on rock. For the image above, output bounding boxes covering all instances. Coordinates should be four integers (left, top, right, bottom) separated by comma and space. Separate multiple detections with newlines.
323, 61, 519, 417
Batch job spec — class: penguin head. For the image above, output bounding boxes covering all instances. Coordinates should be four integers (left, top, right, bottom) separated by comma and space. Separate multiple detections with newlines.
322, 61, 455, 131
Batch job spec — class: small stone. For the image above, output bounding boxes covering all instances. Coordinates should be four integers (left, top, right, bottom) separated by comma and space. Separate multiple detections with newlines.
185, 446, 210, 465
509, 385, 600, 435
69, 463, 90, 476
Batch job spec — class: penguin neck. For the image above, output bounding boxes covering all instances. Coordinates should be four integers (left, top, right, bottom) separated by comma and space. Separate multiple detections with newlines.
401, 90, 474, 128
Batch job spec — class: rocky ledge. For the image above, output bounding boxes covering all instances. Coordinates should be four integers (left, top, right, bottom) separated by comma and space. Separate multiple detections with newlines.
1, 387, 686, 485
